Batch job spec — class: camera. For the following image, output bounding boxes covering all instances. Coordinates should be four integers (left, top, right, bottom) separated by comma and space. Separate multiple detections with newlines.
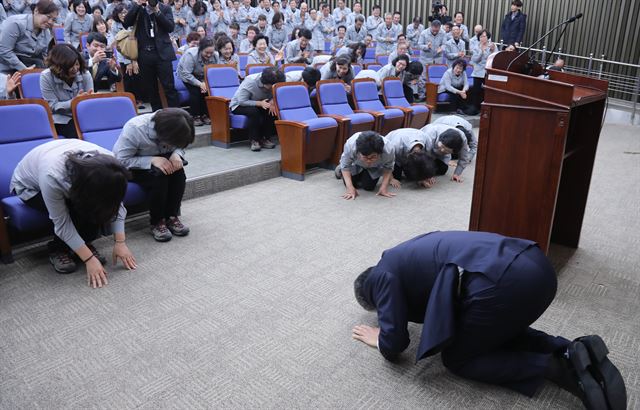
147, 0, 158, 7
105, 49, 114, 59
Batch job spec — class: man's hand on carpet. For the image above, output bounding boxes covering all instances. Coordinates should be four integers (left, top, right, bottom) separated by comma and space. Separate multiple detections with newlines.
352, 325, 379, 348
451, 174, 463, 183
376, 188, 396, 198
390, 178, 401, 188
343, 188, 359, 200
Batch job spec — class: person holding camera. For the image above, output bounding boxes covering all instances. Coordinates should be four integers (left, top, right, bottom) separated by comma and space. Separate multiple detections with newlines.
123, 0, 178, 112
85, 32, 122, 91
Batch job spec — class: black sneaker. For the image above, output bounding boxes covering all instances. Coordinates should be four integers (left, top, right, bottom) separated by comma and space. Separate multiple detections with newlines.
250, 140, 261, 151
49, 251, 77, 274
87, 243, 107, 265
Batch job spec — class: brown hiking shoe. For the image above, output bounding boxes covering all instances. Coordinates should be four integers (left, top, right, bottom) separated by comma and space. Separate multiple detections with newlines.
167, 216, 190, 236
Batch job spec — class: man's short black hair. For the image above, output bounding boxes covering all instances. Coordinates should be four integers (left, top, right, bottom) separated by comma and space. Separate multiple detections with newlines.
261, 66, 285, 84
153, 108, 195, 149
406, 61, 423, 75
404, 150, 436, 182
298, 28, 312, 40
337, 24, 346, 31
439, 129, 463, 153
512, 0, 523, 7
87, 32, 107, 46
355, 131, 384, 156
456, 125, 473, 145
354, 267, 376, 311
391, 54, 410, 67
301, 67, 321, 89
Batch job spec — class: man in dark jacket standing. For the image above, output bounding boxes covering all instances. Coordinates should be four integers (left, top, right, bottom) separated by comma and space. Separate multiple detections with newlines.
124, 0, 178, 111
500, 0, 526, 47
352, 231, 626, 410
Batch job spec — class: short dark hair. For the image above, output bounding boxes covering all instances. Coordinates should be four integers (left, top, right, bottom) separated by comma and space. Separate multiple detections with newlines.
372, 4, 380, 11
331, 55, 351, 71
216, 35, 236, 54
354, 267, 376, 311
252, 33, 269, 47
91, 5, 102, 14
87, 32, 107, 46
192, 0, 207, 15
413, 16, 422, 24
406, 61, 423, 76
444, 22, 453, 29
337, 24, 346, 32
198, 36, 215, 52
512, 0, 523, 7
153, 108, 195, 149
70, 0, 89, 13
456, 125, 474, 145
404, 150, 436, 182
452, 58, 467, 71
301, 67, 321, 89
454, 11, 464, 18
391, 54, 410, 67
478, 29, 492, 41
65, 152, 130, 225
261, 66, 285, 84
356, 131, 384, 156
246, 25, 258, 35
257, 13, 267, 21
439, 129, 463, 153
186, 32, 201, 43
35, 0, 60, 14
111, 4, 126, 22
298, 28, 312, 40
271, 11, 284, 25
46, 44, 87, 80
229, 22, 240, 30
91, 16, 106, 33
431, 19, 441, 27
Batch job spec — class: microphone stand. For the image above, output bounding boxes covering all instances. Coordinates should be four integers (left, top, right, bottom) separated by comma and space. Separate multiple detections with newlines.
505, 14, 580, 73
543, 23, 570, 69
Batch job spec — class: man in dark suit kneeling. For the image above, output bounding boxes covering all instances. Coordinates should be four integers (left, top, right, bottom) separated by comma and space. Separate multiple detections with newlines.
353, 231, 626, 410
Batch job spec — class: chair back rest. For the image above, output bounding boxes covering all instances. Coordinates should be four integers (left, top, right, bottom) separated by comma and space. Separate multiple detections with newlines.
18, 69, 44, 99
72, 92, 137, 150
363, 47, 376, 63
281, 64, 306, 73
324, 40, 332, 53
316, 80, 354, 116
351, 64, 362, 76
382, 78, 409, 107
80, 32, 88, 51
53, 26, 65, 43
0, 100, 57, 198
411, 48, 420, 56
206, 64, 240, 99
173, 73, 190, 105
352, 79, 385, 111
180, 36, 187, 46
273, 82, 316, 121
376, 54, 389, 66
366, 64, 382, 71
465, 64, 474, 77
426, 64, 448, 84
246, 63, 271, 76
238, 53, 249, 74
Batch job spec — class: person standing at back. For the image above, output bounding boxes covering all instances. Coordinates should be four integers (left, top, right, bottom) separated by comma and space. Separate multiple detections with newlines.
123, 0, 178, 112
500, 0, 526, 47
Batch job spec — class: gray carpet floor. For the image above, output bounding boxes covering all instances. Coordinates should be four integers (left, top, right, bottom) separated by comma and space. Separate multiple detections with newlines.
0, 123, 638, 409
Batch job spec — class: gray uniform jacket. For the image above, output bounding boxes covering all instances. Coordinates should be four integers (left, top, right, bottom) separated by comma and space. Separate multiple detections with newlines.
40, 68, 93, 124
255, 6, 274, 23
10, 139, 127, 251
239, 38, 253, 53
330, 35, 346, 53
177, 46, 217, 87
283, 8, 299, 34
420, 123, 471, 176
5, 0, 28, 16
437, 67, 468, 94
339, 132, 395, 178
246, 49, 273, 65
345, 12, 363, 28
229, 72, 272, 111
433, 115, 477, 158
365, 15, 382, 36
405, 23, 424, 49
210, 9, 231, 34
332, 6, 350, 25
112, 113, 186, 171
374, 23, 399, 55
471, 45, 492, 78
266, 26, 287, 51
375, 63, 404, 86
319, 14, 335, 40
171, 6, 189, 37
345, 24, 366, 45
0, 14, 52, 73
418, 28, 446, 64
285, 38, 313, 64
444, 37, 465, 66
64, 13, 94, 48
386, 128, 427, 165
236, 5, 256, 34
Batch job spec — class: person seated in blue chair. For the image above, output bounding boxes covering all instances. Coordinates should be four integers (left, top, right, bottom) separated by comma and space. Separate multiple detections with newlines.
10, 139, 137, 287
334, 131, 396, 200
84, 32, 122, 92
352, 230, 627, 410
0, 72, 21, 99
113, 108, 195, 242
319, 55, 354, 92
229, 66, 285, 152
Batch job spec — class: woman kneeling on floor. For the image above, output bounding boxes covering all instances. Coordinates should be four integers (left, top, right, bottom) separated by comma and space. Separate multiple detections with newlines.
10, 139, 137, 288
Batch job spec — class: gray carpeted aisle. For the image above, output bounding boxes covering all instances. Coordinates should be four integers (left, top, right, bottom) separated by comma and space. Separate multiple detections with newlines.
0, 123, 638, 409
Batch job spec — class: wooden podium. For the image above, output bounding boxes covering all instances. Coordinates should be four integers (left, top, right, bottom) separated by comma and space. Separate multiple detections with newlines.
469, 52, 609, 253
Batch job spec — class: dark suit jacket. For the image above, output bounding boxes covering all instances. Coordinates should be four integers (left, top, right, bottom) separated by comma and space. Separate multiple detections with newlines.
123, 2, 176, 61
361, 231, 536, 362
500, 11, 527, 45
